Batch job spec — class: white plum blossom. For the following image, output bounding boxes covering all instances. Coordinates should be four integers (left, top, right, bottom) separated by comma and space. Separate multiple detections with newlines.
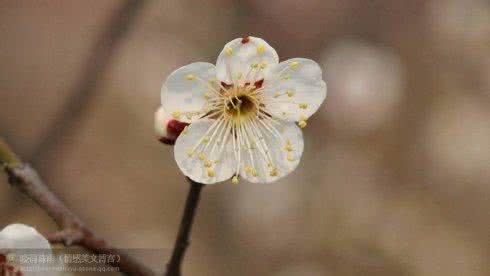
160, 36, 326, 184
0, 224, 68, 276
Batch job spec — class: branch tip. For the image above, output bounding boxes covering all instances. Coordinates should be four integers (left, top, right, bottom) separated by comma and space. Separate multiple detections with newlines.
0, 137, 21, 167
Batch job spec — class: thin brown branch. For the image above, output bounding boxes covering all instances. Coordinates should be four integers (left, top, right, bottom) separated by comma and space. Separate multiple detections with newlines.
31, 0, 146, 164
165, 178, 204, 276
1, 138, 155, 276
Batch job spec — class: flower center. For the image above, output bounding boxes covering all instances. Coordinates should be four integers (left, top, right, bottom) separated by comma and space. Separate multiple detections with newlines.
225, 94, 257, 118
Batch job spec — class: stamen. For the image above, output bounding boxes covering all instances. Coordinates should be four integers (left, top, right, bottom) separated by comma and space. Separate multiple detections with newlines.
216, 121, 232, 162
298, 120, 307, 128
207, 119, 229, 162
172, 110, 181, 119
238, 123, 258, 178
289, 61, 299, 69
207, 167, 215, 177
198, 153, 206, 160
185, 116, 224, 160
246, 119, 274, 166
225, 47, 233, 56
194, 76, 222, 97
257, 44, 265, 54
298, 103, 308, 109
235, 122, 243, 177
269, 167, 278, 177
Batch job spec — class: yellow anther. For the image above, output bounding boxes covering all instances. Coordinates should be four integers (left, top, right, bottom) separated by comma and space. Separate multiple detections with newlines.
198, 153, 206, 161
286, 90, 295, 97
202, 136, 209, 144
186, 149, 194, 157
203, 92, 210, 100
259, 62, 267, 69
171, 110, 181, 119
289, 61, 299, 69
251, 63, 259, 69
257, 44, 265, 54
282, 75, 291, 80
204, 160, 212, 167
185, 74, 195, 80
299, 103, 308, 109
225, 47, 233, 56
287, 153, 295, 162
231, 175, 239, 184
251, 169, 259, 177
273, 91, 281, 98
281, 111, 287, 116
269, 167, 278, 177
207, 167, 215, 177
244, 165, 253, 174
186, 113, 193, 120
267, 162, 273, 168
182, 126, 189, 135
298, 120, 307, 128
284, 143, 293, 152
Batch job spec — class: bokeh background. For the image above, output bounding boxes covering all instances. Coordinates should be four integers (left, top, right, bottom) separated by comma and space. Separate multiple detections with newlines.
1, 0, 489, 275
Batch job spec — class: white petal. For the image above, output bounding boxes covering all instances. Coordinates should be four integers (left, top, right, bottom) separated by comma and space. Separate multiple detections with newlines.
0, 223, 51, 250
239, 120, 303, 183
174, 119, 236, 184
262, 58, 327, 121
216, 37, 279, 84
161, 62, 217, 123
0, 224, 69, 276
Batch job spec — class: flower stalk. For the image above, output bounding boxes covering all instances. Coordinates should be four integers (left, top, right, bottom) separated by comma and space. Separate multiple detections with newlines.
165, 178, 204, 276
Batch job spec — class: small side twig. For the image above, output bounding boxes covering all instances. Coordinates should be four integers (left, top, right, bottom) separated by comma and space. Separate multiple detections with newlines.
165, 178, 204, 276
0, 138, 155, 276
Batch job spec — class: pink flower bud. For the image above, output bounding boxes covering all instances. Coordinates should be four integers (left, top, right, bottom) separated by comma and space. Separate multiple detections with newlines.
154, 107, 189, 145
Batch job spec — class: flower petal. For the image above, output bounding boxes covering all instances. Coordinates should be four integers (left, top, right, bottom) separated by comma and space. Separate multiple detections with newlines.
262, 58, 327, 122
239, 120, 303, 183
174, 119, 236, 184
216, 37, 279, 84
161, 62, 217, 123
0, 224, 51, 250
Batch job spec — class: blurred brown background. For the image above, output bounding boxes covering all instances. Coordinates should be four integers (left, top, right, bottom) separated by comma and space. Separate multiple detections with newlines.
1, 0, 489, 275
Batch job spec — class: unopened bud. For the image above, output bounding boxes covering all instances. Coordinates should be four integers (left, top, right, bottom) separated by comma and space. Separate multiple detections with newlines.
154, 107, 189, 145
